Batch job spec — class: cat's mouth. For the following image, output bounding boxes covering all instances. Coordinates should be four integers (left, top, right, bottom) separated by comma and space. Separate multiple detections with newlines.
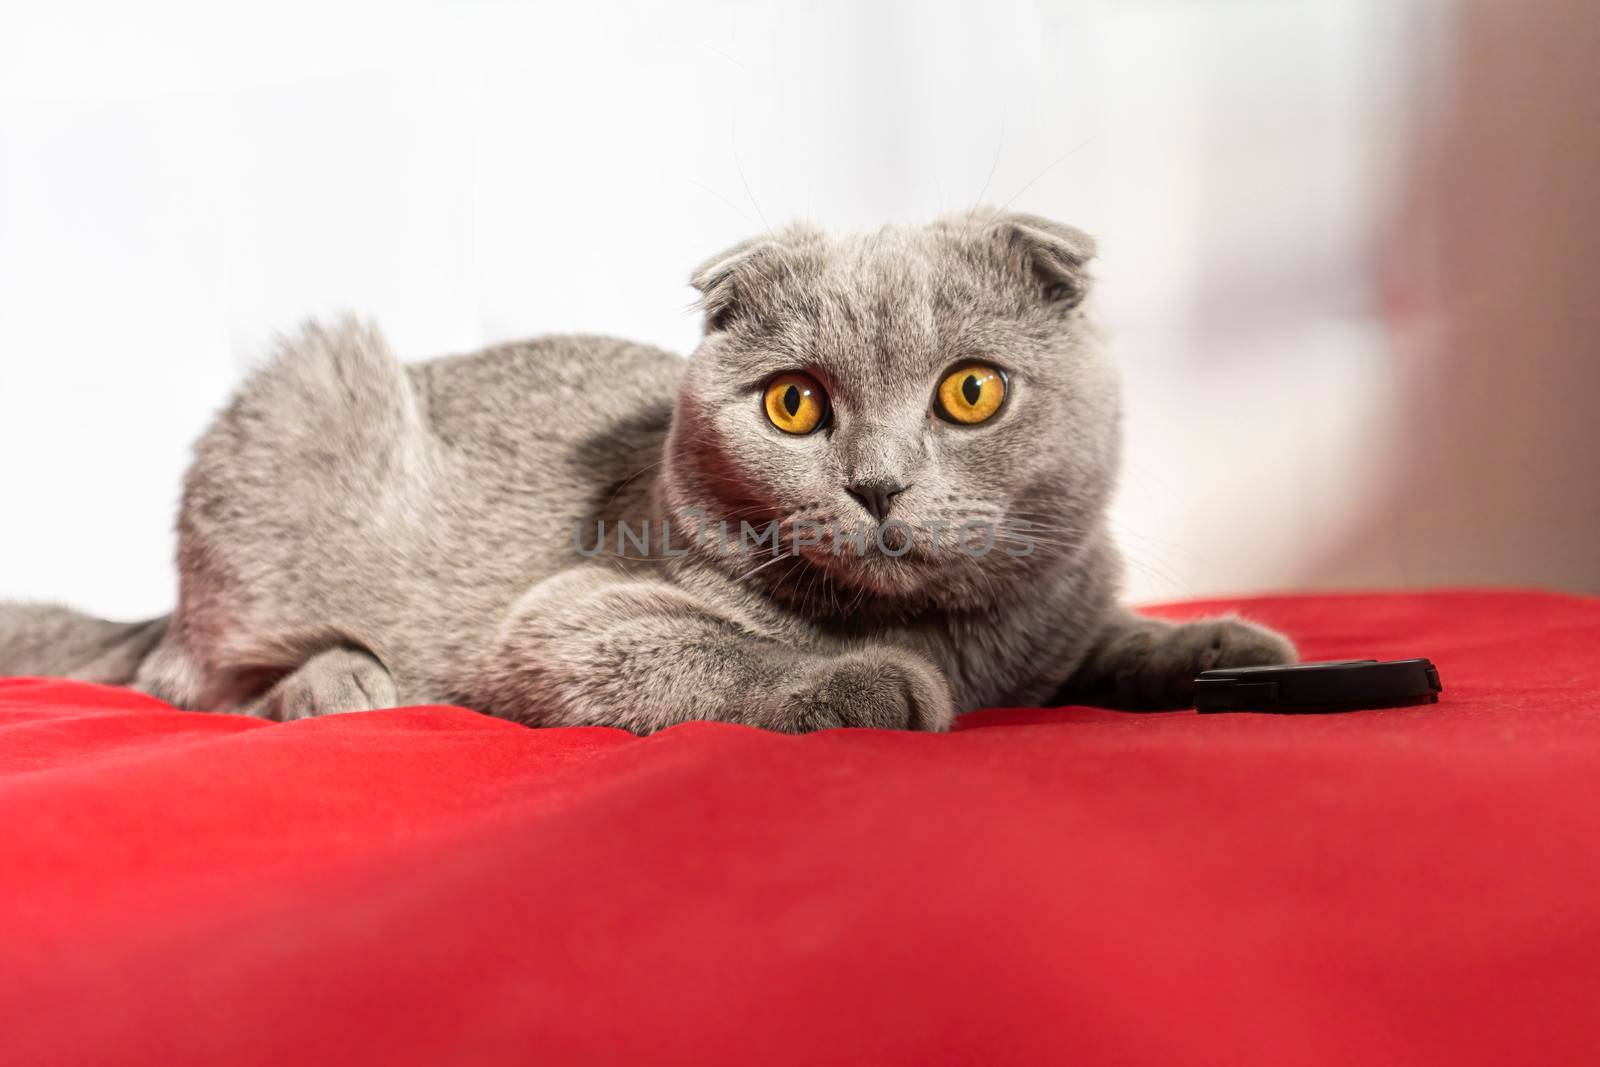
766, 512, 1039, 595
679, 501, 1049, 608
778, 514, 1032, 560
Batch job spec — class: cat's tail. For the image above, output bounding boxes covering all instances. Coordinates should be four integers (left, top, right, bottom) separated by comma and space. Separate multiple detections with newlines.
0, 603, 170, 686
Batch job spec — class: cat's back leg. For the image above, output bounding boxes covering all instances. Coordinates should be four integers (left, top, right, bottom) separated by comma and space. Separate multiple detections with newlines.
139, 317, 432, 710
242, 645, 399, 721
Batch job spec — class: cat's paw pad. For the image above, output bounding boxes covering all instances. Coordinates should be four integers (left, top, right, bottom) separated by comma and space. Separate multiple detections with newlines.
1108, 616, 1295, 710
774, 650, 955, 733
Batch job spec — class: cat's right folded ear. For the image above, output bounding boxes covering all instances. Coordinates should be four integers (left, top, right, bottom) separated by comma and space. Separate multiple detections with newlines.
690, 225, 824, 334
690, 236, 770, 333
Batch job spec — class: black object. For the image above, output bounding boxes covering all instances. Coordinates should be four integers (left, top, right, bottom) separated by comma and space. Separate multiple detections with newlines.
1193, 658, 1442, 714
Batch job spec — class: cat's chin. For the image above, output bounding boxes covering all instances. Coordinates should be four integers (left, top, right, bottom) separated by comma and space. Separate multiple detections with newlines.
785, 543, 1012, 613
675, 500, 1037, 613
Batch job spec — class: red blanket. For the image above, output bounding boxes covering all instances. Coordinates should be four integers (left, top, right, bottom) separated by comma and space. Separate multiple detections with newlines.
3, 590, 1598, 1065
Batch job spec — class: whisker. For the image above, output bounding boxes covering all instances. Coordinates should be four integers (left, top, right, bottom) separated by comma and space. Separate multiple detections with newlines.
969, 104, 1009, 217
996, 137, 1096, 214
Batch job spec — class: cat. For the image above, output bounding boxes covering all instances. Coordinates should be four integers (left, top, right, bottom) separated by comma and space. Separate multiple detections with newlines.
0, 210, 1295, 731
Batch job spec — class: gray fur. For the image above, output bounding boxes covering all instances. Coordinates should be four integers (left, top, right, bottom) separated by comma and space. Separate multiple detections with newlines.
1, 211, 1294, 730
0, 604, 167, 686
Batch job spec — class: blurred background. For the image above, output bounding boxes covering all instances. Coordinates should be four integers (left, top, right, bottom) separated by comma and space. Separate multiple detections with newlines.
2, 0, 1596, 619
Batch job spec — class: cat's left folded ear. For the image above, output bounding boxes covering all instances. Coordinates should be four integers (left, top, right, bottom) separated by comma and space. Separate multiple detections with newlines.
983, 210, 1097, 309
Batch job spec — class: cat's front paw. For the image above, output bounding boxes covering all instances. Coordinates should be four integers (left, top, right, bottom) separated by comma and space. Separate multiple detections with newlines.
770, 649, 955, 733
1097, 616, 1296, 710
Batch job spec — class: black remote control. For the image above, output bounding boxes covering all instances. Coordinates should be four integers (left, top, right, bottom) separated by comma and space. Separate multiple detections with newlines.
1194, 658, 1442, 714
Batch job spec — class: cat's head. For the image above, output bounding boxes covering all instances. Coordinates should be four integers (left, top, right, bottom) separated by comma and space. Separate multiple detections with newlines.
663, 210, 1121, 615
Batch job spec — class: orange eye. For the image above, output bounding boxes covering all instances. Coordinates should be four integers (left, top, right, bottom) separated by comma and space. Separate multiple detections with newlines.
763, 372, 829, 435
936, 362, 1007, 425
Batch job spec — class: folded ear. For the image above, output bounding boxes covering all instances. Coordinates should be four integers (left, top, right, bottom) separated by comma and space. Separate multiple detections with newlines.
989, 212, 1098, 308
689, 224, 826, 333
689, 236, 771, 333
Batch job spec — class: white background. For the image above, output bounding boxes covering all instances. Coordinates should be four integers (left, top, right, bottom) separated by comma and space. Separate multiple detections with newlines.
2, 0, 1437, 619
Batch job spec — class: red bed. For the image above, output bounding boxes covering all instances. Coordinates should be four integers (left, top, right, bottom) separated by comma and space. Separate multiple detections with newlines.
3, 590, 1598, 1065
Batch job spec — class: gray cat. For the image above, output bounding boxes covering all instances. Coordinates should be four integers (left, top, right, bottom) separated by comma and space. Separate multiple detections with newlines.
0, 211, 1294, 731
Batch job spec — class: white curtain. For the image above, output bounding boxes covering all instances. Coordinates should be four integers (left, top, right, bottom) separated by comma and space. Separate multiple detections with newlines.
1, 0, 1420, 616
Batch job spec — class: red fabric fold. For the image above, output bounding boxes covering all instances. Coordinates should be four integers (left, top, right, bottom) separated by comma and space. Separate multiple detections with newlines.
3, 591, 1598, 1065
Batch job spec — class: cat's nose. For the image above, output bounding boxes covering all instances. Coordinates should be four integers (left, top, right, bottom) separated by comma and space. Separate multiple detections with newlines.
845, 480, 908, 523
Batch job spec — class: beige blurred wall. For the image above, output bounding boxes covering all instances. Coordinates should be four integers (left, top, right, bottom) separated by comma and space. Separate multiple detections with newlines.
1307, 0, 1600, 594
